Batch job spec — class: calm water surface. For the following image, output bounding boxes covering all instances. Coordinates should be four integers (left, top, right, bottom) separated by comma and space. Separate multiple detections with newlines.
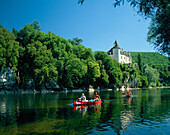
0, 88, 170, 135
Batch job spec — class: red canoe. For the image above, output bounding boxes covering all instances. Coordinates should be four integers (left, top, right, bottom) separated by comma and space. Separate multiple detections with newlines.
73, 99, 101, 106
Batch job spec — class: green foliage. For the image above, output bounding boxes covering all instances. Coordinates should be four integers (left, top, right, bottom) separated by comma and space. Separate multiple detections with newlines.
122, 71, 129, 83
153, 64, 170, 84
86, 60, 101, 87
73, 45, 94, 60
143, 64, 159, 86
131, 52, 169, 66
63, 58, 87, 89
0, 21, 168, 89
131, 52, 169, 83
17, 24, 37, 47
156, 80, 161, 87
0, 27, 20, 71
12, 21, 98, 89
114, 0, 170, 56
20, 41, 58, 89
0, 24, 3, 28
162, 82, 168, 86
99, 65, 109, 88
31, 20, 41, 30
137, 53, 142, 72
137, 75, 148, 88
96, 60, 109, 88
12, 28, 18, 38
149, 82, 156, 87
94, 51, 122, 88
146, 1, 169, 56
73, 37, 83, 45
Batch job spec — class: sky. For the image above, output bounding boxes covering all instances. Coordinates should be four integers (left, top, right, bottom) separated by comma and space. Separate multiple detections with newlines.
0, 0, 156, 52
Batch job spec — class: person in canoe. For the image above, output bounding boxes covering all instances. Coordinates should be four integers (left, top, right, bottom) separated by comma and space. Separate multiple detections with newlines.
78, 93, 87, 102
94, 92, 100, 101
126, 90, 132, 96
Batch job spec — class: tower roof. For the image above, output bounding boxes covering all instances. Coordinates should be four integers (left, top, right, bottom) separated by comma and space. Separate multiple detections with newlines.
113, 40, 120, 49
107, 40, 120, 53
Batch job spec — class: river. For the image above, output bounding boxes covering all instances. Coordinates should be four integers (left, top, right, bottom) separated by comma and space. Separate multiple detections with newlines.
0, 88, 170, 135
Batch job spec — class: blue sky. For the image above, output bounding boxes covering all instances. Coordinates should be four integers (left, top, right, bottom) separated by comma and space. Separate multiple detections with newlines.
0, 0, 156, 52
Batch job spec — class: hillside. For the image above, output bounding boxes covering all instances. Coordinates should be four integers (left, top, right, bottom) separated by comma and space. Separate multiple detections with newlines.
130, 52, 169, 66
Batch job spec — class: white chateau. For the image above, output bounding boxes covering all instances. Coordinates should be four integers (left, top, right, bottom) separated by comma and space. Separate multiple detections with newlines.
107, 41, 132, 65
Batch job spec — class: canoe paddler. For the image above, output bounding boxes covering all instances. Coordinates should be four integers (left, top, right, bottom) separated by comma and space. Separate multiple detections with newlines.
78, 93, 86, 102
127, 90, 132, 96
94, 92, 100, 101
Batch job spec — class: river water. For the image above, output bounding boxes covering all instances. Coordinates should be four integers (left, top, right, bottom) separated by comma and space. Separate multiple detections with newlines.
0, 88, 170, 135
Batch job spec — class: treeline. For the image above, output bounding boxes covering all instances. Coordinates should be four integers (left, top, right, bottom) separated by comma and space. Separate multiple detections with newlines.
131, 52, 169, 66
0, 21, 169, 91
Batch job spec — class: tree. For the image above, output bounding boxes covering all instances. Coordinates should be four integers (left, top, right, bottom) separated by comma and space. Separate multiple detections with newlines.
12, 28, 18, 38
146, 1, 170, 56
105, 59, 122, 88
86, 60, 101, 87
96, 60, 109, 88
138, 53, 143, 72
94, 51, 122, 88
95, 51, 110, 62
115, 0, 170, 57
78, 0, 170, 57
0, 27, 20, 71
22, 41, 58, 89
73, 45, 94, 60
31, 20, 41, 30
143, 64, 159, 86
62, 58, 87, 89
73, 45, 87, 59
17, 24, 36, 47
0, 24, 3, 28
137, 75, 148, 88
122, 71, 129, 83
99, 66, 109, 88
73, 37, 83, 45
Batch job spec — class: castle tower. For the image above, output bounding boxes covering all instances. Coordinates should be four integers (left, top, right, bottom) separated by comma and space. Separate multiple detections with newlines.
107, 40, 132, 65
113, 40, 120, 49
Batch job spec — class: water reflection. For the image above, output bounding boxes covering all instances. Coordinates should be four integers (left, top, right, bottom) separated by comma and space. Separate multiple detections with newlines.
73, 105, 88, 115
122, 96, 132, 103
121, 96, 134, 130
0, 101, 6, 114
73, 102, 101, 116
0, 88, 169, 135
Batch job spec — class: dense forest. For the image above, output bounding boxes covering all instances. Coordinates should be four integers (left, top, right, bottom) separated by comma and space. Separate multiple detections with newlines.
131, 52, 169, 66
131, 52, 170, 86
0, 21, 169, 91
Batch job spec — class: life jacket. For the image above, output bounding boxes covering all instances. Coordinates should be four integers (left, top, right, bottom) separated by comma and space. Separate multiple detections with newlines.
94, 95, 100, 99
80, 96, 86, 101
127, 91, 131, 95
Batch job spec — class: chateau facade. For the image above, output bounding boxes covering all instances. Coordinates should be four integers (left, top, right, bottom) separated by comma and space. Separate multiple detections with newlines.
107, 41, 132, 64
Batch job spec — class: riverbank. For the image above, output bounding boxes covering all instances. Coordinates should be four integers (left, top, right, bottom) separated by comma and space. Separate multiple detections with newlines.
0, 86, 169, 94
125, 86, 170, 91
0, 89, 56, 94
